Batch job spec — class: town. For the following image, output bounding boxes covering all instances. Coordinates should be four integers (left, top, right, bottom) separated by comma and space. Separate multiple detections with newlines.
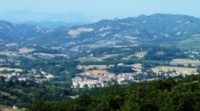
71, 63, 199, 89
0, 70, 54, 83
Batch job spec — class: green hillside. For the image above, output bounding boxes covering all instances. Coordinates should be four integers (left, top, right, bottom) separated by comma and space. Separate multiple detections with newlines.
27, 75, 200, 111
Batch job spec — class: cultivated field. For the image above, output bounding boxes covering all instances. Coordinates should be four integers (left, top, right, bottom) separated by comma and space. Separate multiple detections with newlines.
179, 39, 200, 49
123, 54, 135, 60
123, 51, 148, 60
0, 104, 20, 111
78, 57, 102, 62
131, 63, 142, 69
134, 51, 147, 58
170, 58, 200, 67
101, 54, 120, 59
68, 27, 94, 37
18, 48, 35, 54
0, 67, 23, 72
0, 51, 13, 56
5, 43, 18, 47
151, 66, 197, 73
124, 63, 142, 69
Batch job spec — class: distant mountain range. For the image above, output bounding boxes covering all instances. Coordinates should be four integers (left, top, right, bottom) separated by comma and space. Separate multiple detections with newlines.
0, 10, 93, 23
23, 21, 85, 28
1, 14, 200, 49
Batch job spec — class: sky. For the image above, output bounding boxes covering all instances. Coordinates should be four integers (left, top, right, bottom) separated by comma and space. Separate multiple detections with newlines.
0, 0, 199, 23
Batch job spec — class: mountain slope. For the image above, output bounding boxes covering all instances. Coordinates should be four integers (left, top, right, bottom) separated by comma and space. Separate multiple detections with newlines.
0, 20, 45, 43
27, 14, 200, 49
1, 14, 200, 49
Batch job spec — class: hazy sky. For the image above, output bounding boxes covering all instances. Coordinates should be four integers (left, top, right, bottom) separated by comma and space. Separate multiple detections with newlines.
0, 0, 199, 22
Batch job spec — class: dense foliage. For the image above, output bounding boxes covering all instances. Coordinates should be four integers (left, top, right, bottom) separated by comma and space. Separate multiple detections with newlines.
0, 78, 72, 107
107, 65, 135, 74
19, 56, 82, 78
27, 75, 200, 111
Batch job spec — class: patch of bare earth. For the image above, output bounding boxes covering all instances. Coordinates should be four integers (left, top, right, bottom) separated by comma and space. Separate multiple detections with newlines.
18, 48, 35, 54
170, 58, 200, 67
151, 66, 197, 73
68, 27, 94, 37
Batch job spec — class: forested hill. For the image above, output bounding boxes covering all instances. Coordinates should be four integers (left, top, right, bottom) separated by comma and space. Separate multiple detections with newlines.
1, 14, 200, 49
27, 75, 200, 111
28, 14, 200, 48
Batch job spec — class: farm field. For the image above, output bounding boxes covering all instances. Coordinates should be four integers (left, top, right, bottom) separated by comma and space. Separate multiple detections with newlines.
0, 67, 23, 72
0, 51, 13, 56
18, 48, 35, 54
5, 43, 18, 47
170, 58, 200, 67
134, 51, 147, 58
151, 66, 197, 73
123, 54, 136, 60
123, 51, 147, 60
78, 57, 102, 62
178, 39, 200, 49
101, 54, 120, 59
0, 104, 20, 111
124, 63, 142, 69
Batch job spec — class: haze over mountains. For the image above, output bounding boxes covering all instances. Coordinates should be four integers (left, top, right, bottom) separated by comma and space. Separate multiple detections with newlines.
1, 14, 200, 50
24, 21, 84, 28
0, 10, 93, 23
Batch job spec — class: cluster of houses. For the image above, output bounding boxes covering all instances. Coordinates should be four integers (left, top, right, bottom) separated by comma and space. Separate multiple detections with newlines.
0, 71, 54, 83
71, 66, 199, 89
71, 72, 140, 89
154, 70, 199, 78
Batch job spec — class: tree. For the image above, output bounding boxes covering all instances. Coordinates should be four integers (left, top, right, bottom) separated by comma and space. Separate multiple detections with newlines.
140, 104, 159, 111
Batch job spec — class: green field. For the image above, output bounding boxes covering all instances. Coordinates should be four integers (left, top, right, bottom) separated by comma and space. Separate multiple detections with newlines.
0, 68, 23, 72
178, 39, 200, 49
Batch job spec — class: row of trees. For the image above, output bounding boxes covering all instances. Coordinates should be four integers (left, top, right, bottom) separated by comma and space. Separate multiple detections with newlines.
107, 65, 135, 74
